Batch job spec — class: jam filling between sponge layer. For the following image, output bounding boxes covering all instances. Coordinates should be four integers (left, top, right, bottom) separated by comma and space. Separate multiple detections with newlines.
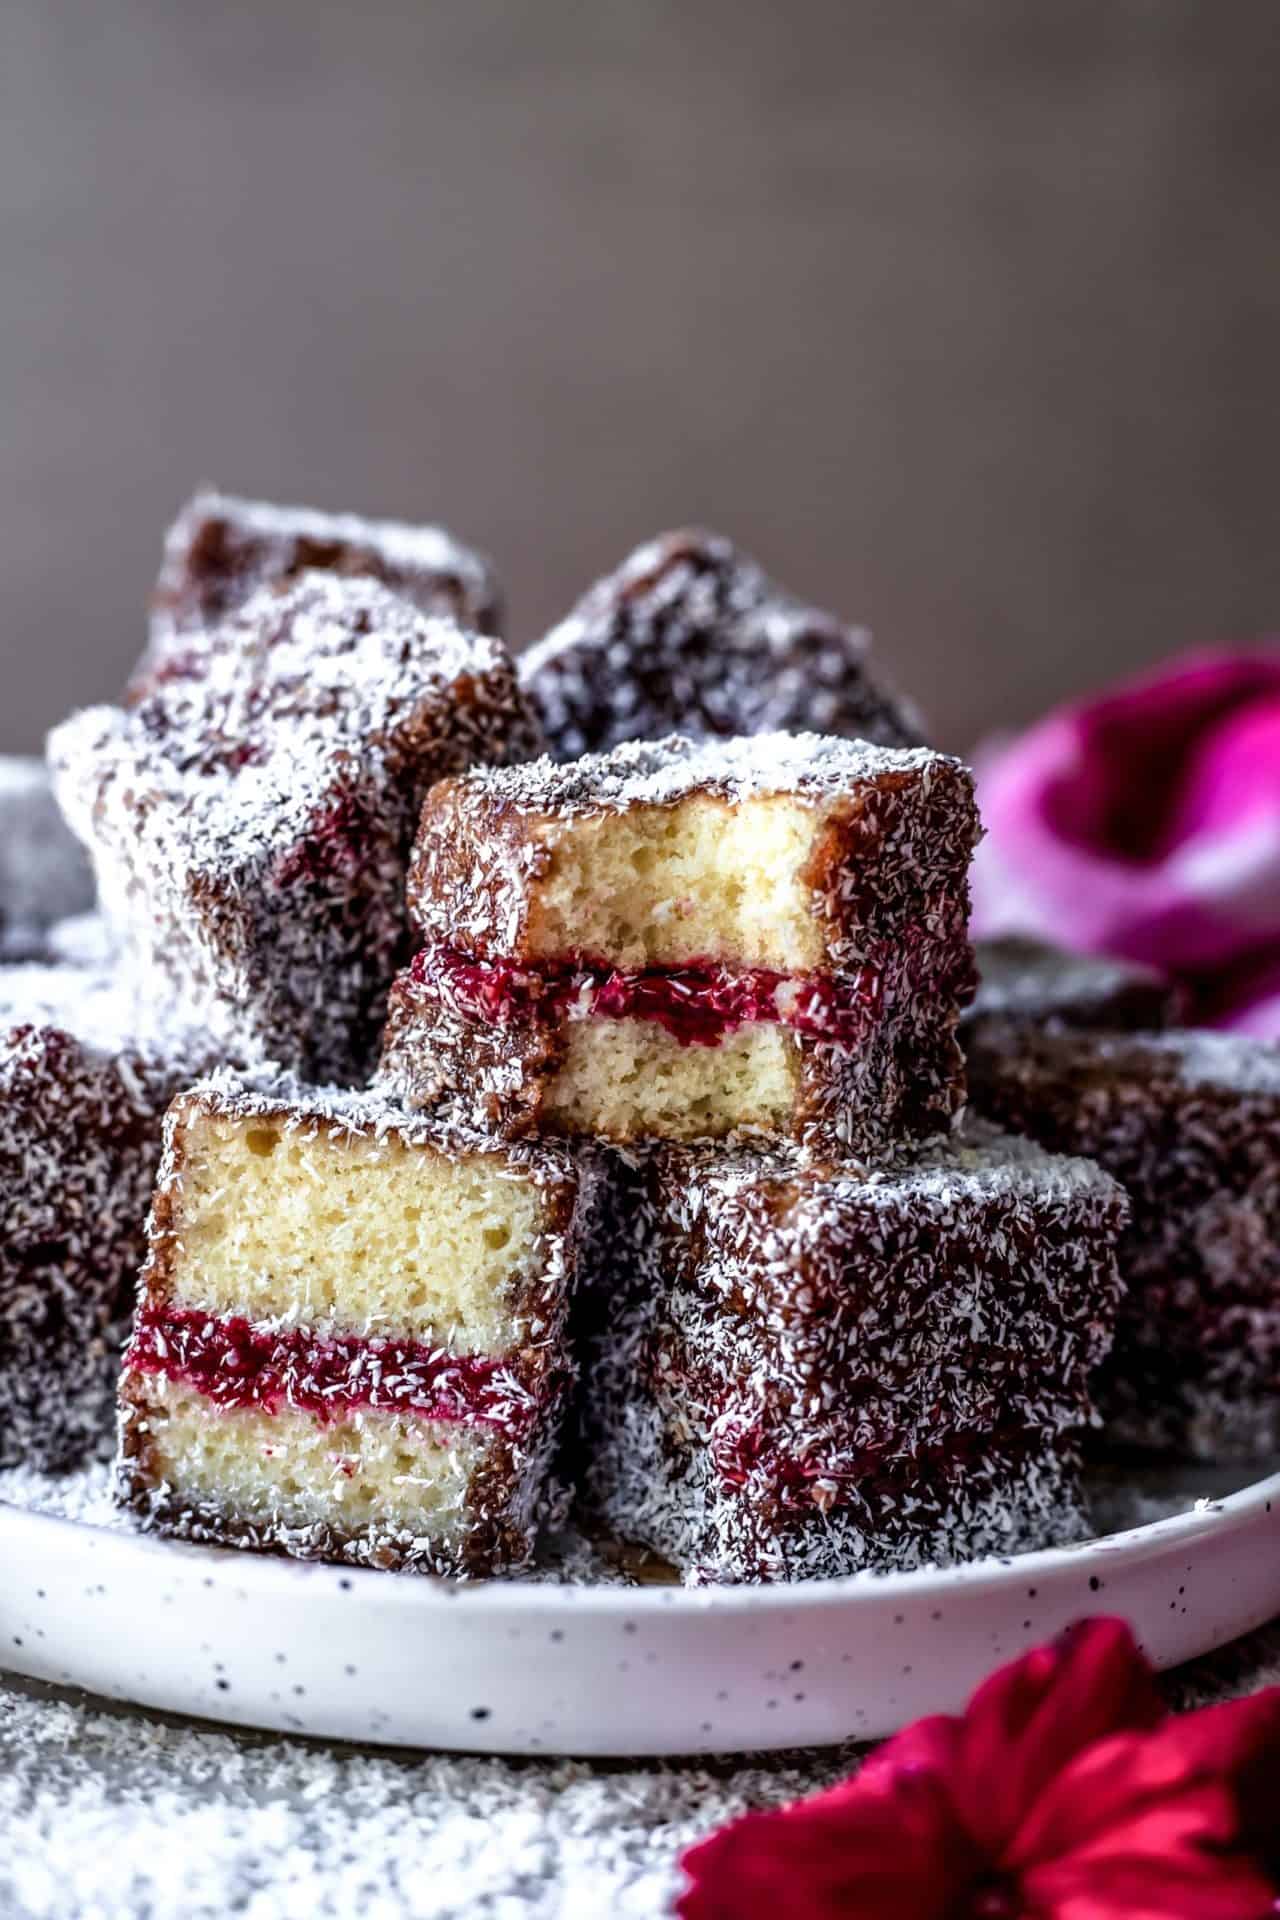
413, 946, 887, 1047
128, 1303, 538, 1434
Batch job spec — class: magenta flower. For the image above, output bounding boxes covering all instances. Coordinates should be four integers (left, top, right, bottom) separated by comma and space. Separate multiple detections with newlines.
970, 648, 1280, 1036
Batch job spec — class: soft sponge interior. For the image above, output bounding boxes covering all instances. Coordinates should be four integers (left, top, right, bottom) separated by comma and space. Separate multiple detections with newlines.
545, 1018, 799, 1141
529, 794, 827, 969
136, 1378, 484, 1540
164, 1113, 544, 1351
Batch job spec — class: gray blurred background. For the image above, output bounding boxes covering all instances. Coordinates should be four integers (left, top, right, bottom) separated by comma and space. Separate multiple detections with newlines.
3, 0, 1279, 754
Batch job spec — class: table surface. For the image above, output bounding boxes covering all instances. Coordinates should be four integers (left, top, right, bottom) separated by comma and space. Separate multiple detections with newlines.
3, 1619, 1278, 1920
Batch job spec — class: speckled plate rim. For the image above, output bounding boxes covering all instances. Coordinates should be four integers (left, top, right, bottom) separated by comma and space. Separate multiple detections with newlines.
3, 1469, 1279, 1755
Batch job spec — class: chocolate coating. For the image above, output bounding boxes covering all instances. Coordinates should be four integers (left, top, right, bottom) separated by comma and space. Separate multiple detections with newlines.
966, 1021, 1280, 1461
0, 963, 210, 1471
138, 489, 502, 697
520, 528, 923, 759
575, 1125, 1127, 1582
52, 572, 543, 1085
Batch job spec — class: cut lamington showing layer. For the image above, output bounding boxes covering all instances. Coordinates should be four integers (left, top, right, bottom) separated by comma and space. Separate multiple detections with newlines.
520, 529, 923, 760
967, 936, 1182, 1035
0, 961, 207, 1471
51, 571, 542, 1083
966, 1022, 1280, 1461
118, 1073, 595, 1576
380, 733, 980, 1153
0, 757, 95, 957
136, 488, 502, 695
576, 1124, 1127, 1583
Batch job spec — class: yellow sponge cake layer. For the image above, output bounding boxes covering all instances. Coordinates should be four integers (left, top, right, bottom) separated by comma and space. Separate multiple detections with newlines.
117, 1071, 593, 1576
123, 1378, 493, 1565
155, 1104, 552, 1353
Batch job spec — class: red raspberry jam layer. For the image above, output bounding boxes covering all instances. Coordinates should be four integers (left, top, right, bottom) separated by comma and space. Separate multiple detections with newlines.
128, 1303, 538, 1434
413, 947, 885, 1047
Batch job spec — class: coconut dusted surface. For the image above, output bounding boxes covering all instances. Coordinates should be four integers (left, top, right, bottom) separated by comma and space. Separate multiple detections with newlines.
966, 1020, 1280, 1461
0, 1631, 1277, 1920
0, 757, 95, 938
2, 1462, 1276, 1920
51, 572, 542, 1083
968, 936, 1183, 1032
118, 1069, 599, 1578
520, 527, 924, 761
576, 1125, 1127, 1583
139, 488, 502, 692
0, 962, 213, 1473
414, 729, 946, 823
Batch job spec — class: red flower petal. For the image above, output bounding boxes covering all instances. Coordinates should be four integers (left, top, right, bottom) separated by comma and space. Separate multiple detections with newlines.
1010, 1690, 1280, 1871
942, 1619, 1166, 1855
676, 1761, 975, 1920
676, 1624, 1280, 1920
1026, 1825, 1278, 1920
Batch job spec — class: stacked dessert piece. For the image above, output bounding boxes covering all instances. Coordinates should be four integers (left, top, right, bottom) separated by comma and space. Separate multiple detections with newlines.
0, 758, 95, 960
577, 1129, 1126, 1581
963, 936, 1280, 1462
14, 491, 597, 1578
521, 528, 922, 759
967, 1004, 1280, 1463
136, 490, 504, 696
380, 733, 977, 1154
7, 495, 1173, 1589
51, 560, 540, 1082
382, 729, 1131, 1581
0, 959, 211, 1470
119, 1075, 595, 1574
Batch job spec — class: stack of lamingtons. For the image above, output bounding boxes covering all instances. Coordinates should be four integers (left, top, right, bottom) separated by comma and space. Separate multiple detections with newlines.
3, 497, 1272, 1587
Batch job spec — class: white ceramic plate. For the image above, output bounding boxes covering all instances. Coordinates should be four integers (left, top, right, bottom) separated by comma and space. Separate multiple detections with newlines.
3, 1463, 1278, 1755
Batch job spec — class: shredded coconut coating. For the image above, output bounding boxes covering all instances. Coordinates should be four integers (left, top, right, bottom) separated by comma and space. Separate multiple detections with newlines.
966, 1020, 1280, 1460
576, 1124, 1128, 1582
138, 488, 503, 693
50, 572, 544, 1084
0, 960, 213, 1472
118, 1068, 602, 1577
0, 757, 95, 938
386, 734, 979, 1155
0, 1590, 1277, 1919
968, 936, 1182, 1032
520, 528, 924, 760
411, 729, 948, 827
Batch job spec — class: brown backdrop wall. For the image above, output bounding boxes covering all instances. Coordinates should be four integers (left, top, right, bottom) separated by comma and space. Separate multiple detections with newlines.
3, 0, 1279, 754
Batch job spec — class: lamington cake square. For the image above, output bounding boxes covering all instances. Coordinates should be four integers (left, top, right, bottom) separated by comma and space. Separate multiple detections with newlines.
520, 528, 923, 761
381, 733, 980, 1153
0, 962, 206, 1471
137, 489, 502, 695
51, 571, 543, 1083
967, 936, 1183, 1034
966, 1022, 1280, 1461
576, 1124, 1127, 1583
118, 1072, 596, 1577
0, 757, 95, 957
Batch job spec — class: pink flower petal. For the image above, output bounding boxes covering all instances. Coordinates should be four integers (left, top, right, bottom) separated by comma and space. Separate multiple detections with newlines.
971, 644, 1280, 991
